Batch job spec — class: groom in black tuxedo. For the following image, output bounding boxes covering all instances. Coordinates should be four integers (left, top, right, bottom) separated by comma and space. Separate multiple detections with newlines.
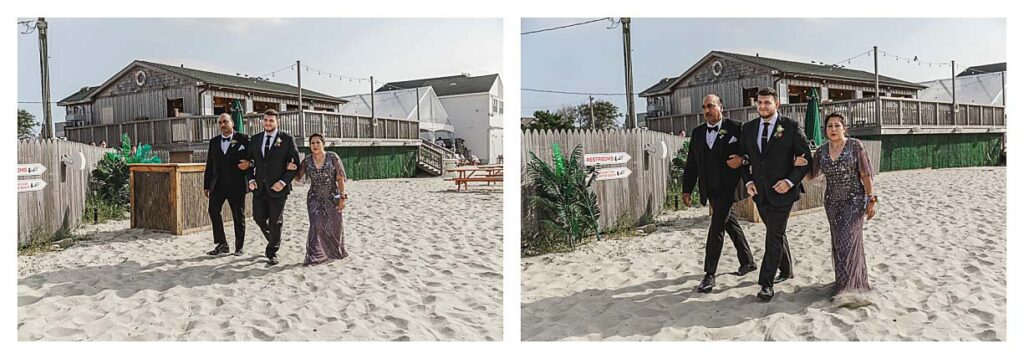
681, 94, 757, 293
242, 109, 300, 266
739, 88, 812, 301
203, 113, 251, 256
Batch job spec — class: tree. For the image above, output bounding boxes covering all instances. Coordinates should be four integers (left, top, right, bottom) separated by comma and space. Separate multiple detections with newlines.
18, 109, 38, 139
524, 110, 573, 130
575, 100, 620, 130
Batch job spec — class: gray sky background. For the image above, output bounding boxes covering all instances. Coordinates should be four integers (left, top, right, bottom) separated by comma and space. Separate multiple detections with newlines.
521, 18, 1006, 125
18, 18, 502, 128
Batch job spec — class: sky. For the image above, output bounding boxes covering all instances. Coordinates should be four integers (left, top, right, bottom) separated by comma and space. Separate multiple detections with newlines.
17, 18, 502, 129
521, 18, 1006, 125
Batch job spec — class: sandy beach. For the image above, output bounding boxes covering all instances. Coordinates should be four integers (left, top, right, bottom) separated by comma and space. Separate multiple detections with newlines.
522, 167, 1005, 341
19, 178, 503, 341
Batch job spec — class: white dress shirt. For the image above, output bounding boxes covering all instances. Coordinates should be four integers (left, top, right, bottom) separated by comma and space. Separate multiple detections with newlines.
704, 120, 721, 149
261, 129, 278, 157
220, 132, 234, 154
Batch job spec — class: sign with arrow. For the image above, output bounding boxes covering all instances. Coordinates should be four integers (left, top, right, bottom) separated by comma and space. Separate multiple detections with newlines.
591, 167, 632, 181
17, 179, 48, 193
17, 163, 47, 176
584, 152, 631, 167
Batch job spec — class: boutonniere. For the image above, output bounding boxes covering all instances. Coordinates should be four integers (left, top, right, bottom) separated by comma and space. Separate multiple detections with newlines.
774, 125, 785, 139
275, 137, 283, 147
230, 139, 238, 146
717, 128, 729, 140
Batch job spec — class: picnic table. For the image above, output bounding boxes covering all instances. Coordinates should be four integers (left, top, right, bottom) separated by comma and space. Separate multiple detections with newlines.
444, 165, 503, 191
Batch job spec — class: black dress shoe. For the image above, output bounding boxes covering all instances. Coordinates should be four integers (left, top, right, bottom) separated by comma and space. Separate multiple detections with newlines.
774, 273, 793, 284
207, 246, 229, 256
756, 286, 775, 301
696, 274, 715, 293
233, 249, 243, 256
267, 256, 279, 266
736, 264, 757, 276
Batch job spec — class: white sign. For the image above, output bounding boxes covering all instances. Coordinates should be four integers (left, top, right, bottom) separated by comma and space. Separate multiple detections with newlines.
17, 179, 47, 192
592, 167, 632, 181
584, 152, 632, 166
17, 163, 47, 176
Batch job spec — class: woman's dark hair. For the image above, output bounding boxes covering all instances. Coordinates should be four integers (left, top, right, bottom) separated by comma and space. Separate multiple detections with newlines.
825, 112, 846, 126
308, 133, 326, 144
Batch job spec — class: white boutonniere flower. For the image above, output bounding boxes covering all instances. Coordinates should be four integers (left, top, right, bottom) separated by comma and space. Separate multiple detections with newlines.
774, 125, 785, 139
717, 128, 729, 140
275, 137, 283, 147
230, 139, 237, 146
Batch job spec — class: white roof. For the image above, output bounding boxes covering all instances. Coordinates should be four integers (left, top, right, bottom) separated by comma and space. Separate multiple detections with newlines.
339, 86, 456, 134
919, 71, 1005, 106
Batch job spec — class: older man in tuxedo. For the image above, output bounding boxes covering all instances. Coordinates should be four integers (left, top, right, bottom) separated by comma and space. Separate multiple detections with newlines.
203, 113, 251, 256
681, 94, 757, 294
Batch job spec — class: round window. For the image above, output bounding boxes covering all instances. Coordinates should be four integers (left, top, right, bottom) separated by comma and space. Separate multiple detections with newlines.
134, 70, 147, 87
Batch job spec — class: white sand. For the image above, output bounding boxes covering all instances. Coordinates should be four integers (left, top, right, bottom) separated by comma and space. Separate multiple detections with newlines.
522, 167, 1005, 341
19, 178, 503, 341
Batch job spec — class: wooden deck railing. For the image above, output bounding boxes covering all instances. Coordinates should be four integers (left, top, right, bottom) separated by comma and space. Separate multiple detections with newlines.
646, 97, 1006, 137
65, 110, 420, 148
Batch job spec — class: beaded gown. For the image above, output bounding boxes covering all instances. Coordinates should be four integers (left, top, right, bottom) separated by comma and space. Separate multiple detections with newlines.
300, 152, 348, 266
810, 138, 874, 296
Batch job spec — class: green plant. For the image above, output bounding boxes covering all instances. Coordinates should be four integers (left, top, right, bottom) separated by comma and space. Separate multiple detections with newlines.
667, 141, 701, 209
87, 133, 160, 220
526, 144, 600, 252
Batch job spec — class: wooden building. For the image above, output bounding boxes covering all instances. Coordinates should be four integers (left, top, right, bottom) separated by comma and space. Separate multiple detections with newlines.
642, 51, 1006, 171
59, 60, 451, 180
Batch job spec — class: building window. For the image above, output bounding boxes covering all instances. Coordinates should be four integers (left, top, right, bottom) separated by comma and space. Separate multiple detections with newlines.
253, 100, 279, 114
166, 98, 184, 117
498, 99, 503, 114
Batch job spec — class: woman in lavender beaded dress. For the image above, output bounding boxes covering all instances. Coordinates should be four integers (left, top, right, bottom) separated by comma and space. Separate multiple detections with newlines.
294, 133, 349, 266
796, 113, 878, 308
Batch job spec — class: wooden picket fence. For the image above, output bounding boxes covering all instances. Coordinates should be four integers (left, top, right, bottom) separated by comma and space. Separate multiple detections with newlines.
521, 129, 686, 236
17, 139, 114, 245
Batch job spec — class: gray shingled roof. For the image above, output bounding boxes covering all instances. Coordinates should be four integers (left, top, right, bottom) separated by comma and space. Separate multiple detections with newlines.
138, 61, 341, 102
957, 62, 1005, 77
57, 86, 98, 104
639, 76, 678, 96
377, 74, 499, 97
714, 51, 925, 89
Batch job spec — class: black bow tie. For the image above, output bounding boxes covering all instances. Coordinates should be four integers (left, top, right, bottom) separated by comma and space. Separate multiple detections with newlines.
221, 137, 231, 142
707, 126, 718, 132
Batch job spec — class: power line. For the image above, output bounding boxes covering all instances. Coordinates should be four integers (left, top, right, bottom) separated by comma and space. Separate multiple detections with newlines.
522, 88, 634, 96
257, 63, 296, 79
521, 18, 613, 36
302, 64, 371, 83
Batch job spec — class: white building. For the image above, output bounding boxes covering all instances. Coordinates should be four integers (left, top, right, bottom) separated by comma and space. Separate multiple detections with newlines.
919, 62, 1005, 106
379, 74, 503, 164
339, 86, 456, 142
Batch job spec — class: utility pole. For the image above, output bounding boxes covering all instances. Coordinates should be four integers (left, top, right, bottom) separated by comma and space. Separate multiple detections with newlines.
951, 60, 957, 118
296, 60, 304, 141
873, 46, 880, 124
37, 18, 53, 139
370, 76, 376, 127
1002, 70, 1006, 106
415, 86, 421, 123
589, 95, 595, 129
621, 17, 636, 129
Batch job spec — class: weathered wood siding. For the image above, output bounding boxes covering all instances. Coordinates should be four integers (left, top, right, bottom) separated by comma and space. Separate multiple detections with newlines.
17, 139, 115, 244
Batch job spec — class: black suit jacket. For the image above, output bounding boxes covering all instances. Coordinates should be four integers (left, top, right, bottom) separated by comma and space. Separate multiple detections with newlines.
681, 118, 747, 205
203, 132, 251, 197
247, 131, 301, 199
739, 115, 812, 208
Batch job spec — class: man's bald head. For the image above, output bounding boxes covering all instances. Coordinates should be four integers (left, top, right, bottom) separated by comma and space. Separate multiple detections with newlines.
702, 94, 724, 124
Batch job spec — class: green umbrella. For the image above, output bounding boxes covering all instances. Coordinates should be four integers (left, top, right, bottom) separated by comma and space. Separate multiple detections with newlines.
804, 88, 824, 147
231, 99, 245, 133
